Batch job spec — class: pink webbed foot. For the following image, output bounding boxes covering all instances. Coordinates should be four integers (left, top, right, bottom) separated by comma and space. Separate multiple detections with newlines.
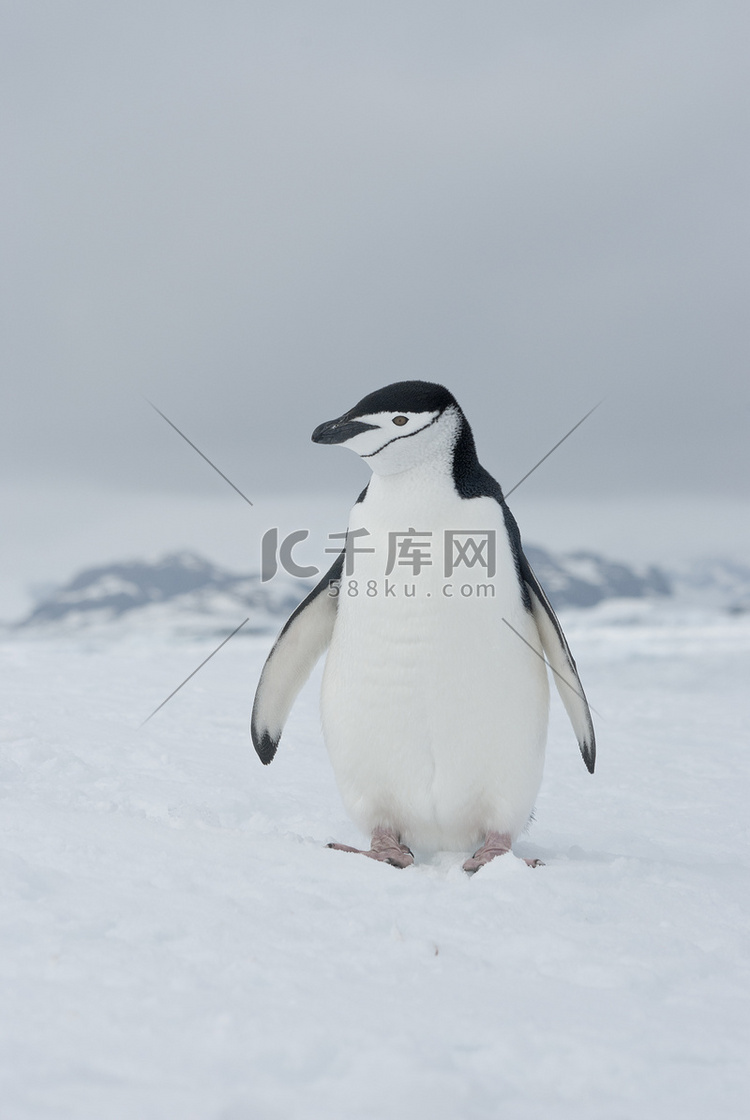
463, 831, 545, 873
327, 827, 414, 869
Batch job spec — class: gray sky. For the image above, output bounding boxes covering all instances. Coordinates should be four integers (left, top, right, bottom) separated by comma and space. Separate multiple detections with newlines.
2, 1, 749, 610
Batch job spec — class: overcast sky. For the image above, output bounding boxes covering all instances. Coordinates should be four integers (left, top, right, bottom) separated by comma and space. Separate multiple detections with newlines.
2, 2, 749, 607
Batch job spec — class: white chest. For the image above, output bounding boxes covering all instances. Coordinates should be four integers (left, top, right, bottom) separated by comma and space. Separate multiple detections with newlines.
319, 470, 550, 849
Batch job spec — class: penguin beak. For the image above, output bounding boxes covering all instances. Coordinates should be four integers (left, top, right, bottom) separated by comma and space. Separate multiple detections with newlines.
311, 415, 378, 445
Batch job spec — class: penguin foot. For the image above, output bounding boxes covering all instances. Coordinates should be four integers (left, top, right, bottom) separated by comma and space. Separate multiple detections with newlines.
327, 827, 414, 869
463, 831, 545, 873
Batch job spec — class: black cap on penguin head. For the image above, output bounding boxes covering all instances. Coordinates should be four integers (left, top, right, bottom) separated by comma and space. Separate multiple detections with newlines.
348, 381, 458, 419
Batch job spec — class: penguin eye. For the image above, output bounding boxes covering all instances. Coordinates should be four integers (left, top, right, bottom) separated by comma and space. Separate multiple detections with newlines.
392, 415, 409, 426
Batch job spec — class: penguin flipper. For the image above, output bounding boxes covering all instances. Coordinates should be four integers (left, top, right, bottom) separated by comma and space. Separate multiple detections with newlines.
520, 555, 596, 774
251, 552, 344, 765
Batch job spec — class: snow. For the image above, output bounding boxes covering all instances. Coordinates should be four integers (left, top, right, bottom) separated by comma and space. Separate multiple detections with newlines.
1, 604, 749, 1119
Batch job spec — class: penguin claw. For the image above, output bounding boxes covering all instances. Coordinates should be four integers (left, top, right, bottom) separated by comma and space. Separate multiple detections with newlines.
462, 831, 511, 873
370, 846, 415, 869
463, 831, 544, 873
327, 829, 414, 869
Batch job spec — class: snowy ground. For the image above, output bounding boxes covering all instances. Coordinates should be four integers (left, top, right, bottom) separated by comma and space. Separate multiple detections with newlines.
1, 603, 749, 1119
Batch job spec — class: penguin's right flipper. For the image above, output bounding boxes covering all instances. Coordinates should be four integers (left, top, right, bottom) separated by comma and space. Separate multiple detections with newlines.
251, 552, 344, 764
520, 555, 596, 774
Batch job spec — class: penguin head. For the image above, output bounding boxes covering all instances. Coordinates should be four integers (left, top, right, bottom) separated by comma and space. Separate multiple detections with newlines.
311, 380, 463, 476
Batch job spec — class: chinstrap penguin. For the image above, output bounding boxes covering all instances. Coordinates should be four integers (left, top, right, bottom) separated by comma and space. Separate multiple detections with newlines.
251, 381, 595, 872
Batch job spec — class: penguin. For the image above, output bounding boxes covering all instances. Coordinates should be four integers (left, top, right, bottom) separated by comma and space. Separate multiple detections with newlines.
251, 381, 595, 872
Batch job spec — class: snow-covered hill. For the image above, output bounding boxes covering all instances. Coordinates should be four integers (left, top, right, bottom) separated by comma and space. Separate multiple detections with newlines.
667, 557, 750, 612
11, 552, 312, 638
523, 545, 671, 608
11, 547, 750, 641
10, 544, 707, 639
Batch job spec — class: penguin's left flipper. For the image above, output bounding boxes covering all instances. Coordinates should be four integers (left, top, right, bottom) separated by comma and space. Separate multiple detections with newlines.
520, 555, 596, 774
251, 552, 344, 765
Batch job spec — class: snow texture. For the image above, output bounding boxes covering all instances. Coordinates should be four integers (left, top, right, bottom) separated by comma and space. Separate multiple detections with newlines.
1, 603, 749, 1119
